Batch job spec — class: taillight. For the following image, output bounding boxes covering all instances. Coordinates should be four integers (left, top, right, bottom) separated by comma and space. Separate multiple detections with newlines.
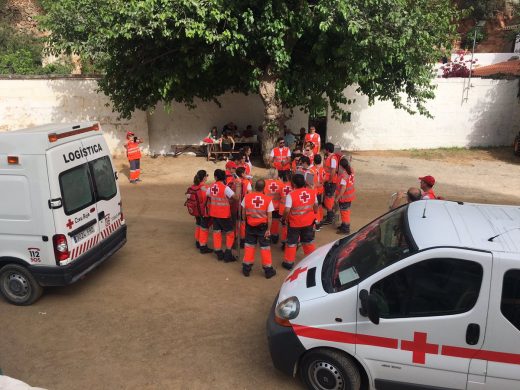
53, 234, 70, 264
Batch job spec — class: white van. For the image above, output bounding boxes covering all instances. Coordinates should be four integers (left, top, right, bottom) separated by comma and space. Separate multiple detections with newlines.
267, 200, 520, 390
0, 122, 126, 305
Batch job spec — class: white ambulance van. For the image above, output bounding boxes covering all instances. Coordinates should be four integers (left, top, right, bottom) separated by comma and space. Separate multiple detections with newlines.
0, 122, 126, 305
267, 200, 520, 390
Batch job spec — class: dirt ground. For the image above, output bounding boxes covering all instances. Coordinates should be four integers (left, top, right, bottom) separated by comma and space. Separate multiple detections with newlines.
1, 150, 519, 390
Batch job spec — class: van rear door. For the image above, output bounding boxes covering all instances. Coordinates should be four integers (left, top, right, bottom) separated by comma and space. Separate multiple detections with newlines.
46, 142, 102, 265
81, 135, 123, 243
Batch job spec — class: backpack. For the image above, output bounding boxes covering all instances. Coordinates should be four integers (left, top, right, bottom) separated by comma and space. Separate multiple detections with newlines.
185, 185, 203, 217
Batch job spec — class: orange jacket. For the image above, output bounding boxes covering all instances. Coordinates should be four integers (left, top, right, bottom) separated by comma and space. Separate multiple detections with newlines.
243, 192, 271, 226
126, 141, 141, 161
264, 179, 283, 210
337, 172, 355, 202
288, 188, 316, 228
207, 181, 231, 218
272, 147, 291, 170
305, 133, 320, 154
324, 153, 341, 184
278, 183, 293, 215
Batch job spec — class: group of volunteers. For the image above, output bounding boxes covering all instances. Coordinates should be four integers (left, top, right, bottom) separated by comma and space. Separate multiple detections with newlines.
185, 126, 358, 279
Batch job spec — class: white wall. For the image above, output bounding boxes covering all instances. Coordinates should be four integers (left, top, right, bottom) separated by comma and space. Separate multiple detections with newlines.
0, 78, 148, 156
147, 94, 265, 154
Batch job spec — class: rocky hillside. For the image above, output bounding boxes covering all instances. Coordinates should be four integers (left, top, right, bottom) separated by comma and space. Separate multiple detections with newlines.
0, 0, 43, 35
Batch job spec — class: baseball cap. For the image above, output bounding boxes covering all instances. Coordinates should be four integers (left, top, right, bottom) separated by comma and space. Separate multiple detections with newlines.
419, 175, 435, 186
126, 131, 135, 137
225, 161, 237, 169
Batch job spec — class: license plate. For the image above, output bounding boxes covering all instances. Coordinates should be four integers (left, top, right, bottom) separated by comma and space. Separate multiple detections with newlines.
73, 226, 95, 243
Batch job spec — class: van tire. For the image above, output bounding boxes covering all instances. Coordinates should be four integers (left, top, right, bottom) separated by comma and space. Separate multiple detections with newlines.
300, 349, 361, 390
0, 264, 43, 305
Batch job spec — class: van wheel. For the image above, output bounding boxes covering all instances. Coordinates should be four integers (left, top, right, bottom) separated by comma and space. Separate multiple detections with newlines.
300, 349, 361, 390
0, 264, 43, 305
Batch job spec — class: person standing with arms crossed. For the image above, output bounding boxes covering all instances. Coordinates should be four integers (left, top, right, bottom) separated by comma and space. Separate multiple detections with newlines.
125, 131, 143, 183
206, 169, 241, 262
282, 174, 318, 270
305, 126, 321, 155
270, 137, 291, 182
241, 179, 277, 279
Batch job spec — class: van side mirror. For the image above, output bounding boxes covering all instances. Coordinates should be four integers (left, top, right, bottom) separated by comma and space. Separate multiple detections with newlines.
359, 289, 380, 325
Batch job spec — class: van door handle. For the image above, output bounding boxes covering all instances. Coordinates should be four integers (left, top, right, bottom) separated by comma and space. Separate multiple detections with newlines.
98, 211, 105, 220
466, 323, 480, 345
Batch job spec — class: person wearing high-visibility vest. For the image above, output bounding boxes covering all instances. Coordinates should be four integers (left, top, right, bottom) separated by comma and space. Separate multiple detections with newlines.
241, 179, 277, 279
419, 175, 437, 200
313, 154, 325, 231
206, 169, 241, 262
282, 174, 318, 270
125, 131, 143, 183
191, 170, 214, 254
295, 156, 315, 189
304, 126, 321, 155
264, 169, 284, 244
335, 158, 356, 235
270, 137, 291, 181
322, 142, 341, 225
278, 174, 293, 251
236, 166, 252, 248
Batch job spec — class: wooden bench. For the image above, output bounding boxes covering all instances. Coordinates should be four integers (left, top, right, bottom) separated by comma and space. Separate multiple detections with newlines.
170, 144, 205, 157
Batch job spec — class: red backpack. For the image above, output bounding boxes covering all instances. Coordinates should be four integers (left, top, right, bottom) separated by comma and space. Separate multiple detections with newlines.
185, 185, 203, 217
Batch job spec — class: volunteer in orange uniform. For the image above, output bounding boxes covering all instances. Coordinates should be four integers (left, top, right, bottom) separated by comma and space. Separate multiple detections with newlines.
335, 158, 356, 235
236, 166, 252, 247
190, 170, 214, 254
278, 174, 293, 250
225, 161, 237, 186
236, 153, 252, 178
241, 180, 277, 279
304, 126, 321, 155
282, 174, 318, 270
323, 142, 341, 225
206, 169, 241, 262
313, 154, 325, 230
419, 175, 437, 199
270, 137, 291, 181
125, 131, 143, 183
264, 169, 283, 244
295, 156, 315, 189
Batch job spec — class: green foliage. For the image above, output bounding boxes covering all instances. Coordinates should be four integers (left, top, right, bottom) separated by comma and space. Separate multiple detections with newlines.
462, 26, 487, 49
459, 0, 501, 21
41, 0, 459, 122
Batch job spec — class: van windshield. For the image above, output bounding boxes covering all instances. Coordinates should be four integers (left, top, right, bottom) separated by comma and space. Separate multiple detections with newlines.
322, 206, 416, 293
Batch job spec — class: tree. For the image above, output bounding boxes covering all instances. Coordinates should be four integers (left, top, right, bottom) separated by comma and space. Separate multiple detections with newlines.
42, 0, 458, 163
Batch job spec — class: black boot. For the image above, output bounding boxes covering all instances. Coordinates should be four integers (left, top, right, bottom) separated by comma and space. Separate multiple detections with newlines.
196, 241, 201, 249
322, 211, 334, 225
200, 245, 213, 254
242, 263, 252, 277
282, 261, 294, 270
336, 224, 350, 235
264, 266, 277, 279
215, 250, 224, 261
240, 239, 245, 249
271, 235, 279, 244
224, 249, 237, 263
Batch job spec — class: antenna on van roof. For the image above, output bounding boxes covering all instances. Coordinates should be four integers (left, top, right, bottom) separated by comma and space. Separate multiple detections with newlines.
488, 227, 520, 242
422, 200, 428, 218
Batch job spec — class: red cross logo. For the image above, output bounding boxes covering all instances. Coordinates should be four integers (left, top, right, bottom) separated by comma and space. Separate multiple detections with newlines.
269, 182, 279, 193
211, 185, 219, 195
66, 219, 74, 230
285, 267, 308, 282
252, 196, 264, 208
299, 191, 310, 203
401, 332, 439, 364
283, 186, 292, 196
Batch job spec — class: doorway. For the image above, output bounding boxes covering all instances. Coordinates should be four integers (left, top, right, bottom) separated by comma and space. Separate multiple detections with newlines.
308, 105, 327, 142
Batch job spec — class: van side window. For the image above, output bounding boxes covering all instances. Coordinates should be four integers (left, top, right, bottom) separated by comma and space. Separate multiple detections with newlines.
371, 258, 483, 319
59, 164, 95, 215
501, 270, 520, 331
89, 156, 117, 201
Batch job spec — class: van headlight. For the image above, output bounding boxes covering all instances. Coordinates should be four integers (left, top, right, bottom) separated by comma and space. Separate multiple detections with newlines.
275, 296, 300, 322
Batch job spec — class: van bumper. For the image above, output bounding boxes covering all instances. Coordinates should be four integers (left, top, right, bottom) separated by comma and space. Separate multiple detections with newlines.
266, 296, 306, 377
30, 224, 127, 286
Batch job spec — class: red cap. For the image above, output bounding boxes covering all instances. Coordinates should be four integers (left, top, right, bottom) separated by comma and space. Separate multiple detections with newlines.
419, 175, 435, 186
225, 161, 237, 169
126, 131, 135, 137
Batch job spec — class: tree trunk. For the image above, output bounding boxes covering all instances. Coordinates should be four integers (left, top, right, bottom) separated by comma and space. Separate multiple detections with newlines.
258, 66, 286, 167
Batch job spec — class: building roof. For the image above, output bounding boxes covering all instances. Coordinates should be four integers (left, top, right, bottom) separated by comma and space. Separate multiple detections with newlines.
473, 59, 520, 77
408, 200, 520, 254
